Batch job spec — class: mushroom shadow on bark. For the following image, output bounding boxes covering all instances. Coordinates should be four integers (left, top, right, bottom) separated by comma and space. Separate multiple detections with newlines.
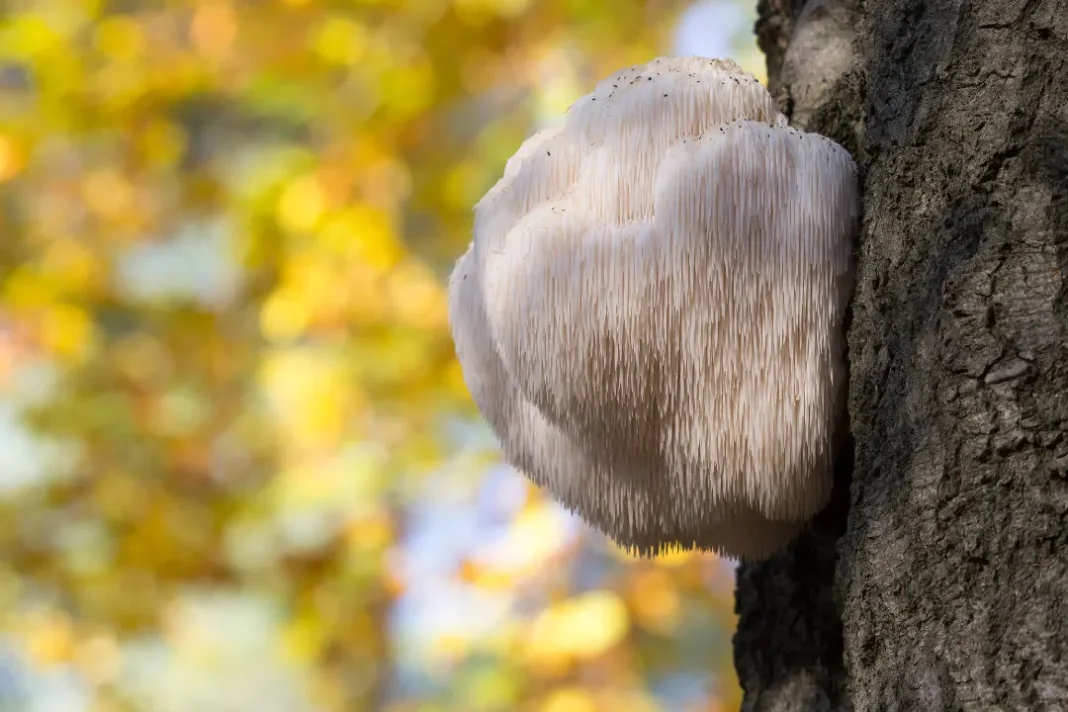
732, 354, 853, 712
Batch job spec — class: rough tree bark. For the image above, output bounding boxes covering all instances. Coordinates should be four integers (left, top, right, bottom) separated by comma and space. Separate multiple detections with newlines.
733, 0, 1068, 709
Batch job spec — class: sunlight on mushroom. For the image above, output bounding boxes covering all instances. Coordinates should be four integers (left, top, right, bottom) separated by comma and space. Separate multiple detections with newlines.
449, 56, 859, 561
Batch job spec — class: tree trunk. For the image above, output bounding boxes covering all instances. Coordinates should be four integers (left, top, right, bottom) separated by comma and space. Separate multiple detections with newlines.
734, 0, 1068, 709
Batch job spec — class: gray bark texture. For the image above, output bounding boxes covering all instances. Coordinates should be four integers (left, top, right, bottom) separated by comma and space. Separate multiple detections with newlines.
734, 0, 1068, 710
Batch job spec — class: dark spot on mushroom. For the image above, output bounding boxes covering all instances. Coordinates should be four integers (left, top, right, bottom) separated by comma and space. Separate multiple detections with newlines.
547, 151, 551, 156
663, 94, 668, 97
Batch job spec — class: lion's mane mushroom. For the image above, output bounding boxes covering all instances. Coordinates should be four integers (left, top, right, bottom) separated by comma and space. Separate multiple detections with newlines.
449, 56, 858, 561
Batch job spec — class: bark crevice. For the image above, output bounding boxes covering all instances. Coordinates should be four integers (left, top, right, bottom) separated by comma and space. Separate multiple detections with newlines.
736, 0, 1068, 709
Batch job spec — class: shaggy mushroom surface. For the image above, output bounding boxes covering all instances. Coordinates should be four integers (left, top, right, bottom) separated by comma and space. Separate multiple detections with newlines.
450, 57, 858, 560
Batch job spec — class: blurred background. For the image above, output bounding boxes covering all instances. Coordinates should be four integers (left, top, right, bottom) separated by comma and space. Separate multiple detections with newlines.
0, 1, 765, 710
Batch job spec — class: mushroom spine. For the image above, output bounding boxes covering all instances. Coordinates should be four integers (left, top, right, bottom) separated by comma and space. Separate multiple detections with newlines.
448, 56, 859, 561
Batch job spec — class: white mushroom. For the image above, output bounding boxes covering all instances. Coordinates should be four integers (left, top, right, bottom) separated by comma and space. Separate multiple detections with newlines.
449, 56, 858, 560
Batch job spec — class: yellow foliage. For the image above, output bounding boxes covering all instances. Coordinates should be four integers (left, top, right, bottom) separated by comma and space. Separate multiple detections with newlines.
541, 687, 598, 712
347, 265, 390, 325
322, 204, 403, 269
444, 357, 473, 404
40, 238, 101, 295
0, 0, 755, 707
347, 507, 395, 553
110, 333, 171, 384
526, 591, 630, 667
596, 689, 663, 712
83, 168, 136, 221
259, 287, 313, 341
93, 15, 145, 61
40, 302, 97, 362
654, 547, 697, 567
74, 635, 123, 684
140, 119, 190, 169
315, 16, 369, 66
457, 558, 514, 591
0, 134, 27, 182
277, 175, 328, 234
281, 612, 328, 664
384, 259, 448, 330
23, 612, 75, 668
442, 159, 487, 211
191, 3, 239, 59
5, 13, 67, 59
259, 347, 364, 451
4, 267, 55, 309
628, 568, 681, 633
475, 499, 571, 581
